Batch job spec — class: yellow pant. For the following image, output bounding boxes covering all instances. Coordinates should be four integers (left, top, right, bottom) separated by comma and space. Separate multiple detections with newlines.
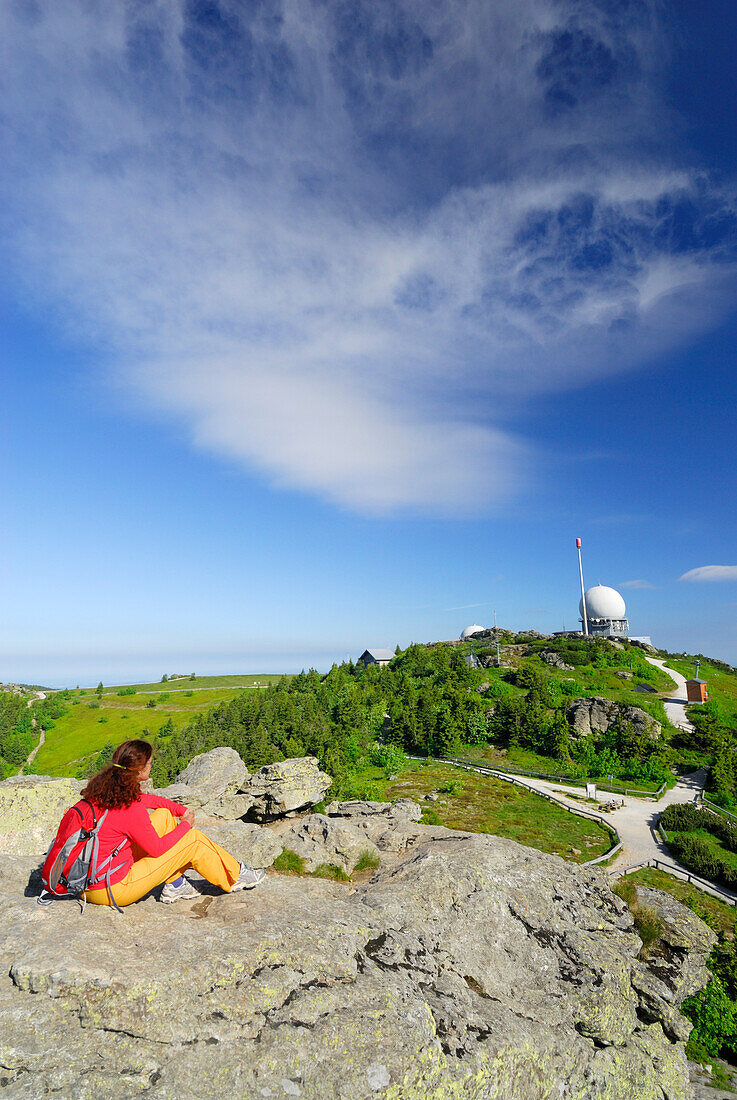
85, 807, 240, 907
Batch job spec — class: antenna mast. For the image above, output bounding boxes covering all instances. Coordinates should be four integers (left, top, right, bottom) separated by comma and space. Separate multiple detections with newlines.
576, 538, 589, 636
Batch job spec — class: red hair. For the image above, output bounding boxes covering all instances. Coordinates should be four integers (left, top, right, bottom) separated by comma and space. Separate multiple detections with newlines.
81, 739, 153, 809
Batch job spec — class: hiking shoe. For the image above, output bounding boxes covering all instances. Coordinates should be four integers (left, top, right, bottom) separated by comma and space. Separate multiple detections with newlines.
229, 863, 265, 892
160, 878, 201, 904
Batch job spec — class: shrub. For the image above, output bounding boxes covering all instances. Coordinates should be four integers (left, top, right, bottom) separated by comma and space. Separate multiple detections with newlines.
612, 878, 637, 907
633, 905, 665, 956
273, 849, 306, 875
146, 698, 156, 709
368, 741, 405, 775
117, 687, 136, 697
669, 834, 724, 883
354, 850, 380, 873
683, 976, 737, 1059
661, 804, 737, 851
421, 808, 442, 826
661, 804, 708, 832
312, 863, 350, 882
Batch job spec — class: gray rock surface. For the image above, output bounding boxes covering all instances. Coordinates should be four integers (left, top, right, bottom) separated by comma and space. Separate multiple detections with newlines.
324, 798, 428, 853
154, 748, 255, 819
175, 746, 250, 799
248, 756, 332, 820
0, 775, 83, 857
629, 887, 716, 1042
567, 696, 662, 742
538, 648, 574, 671
0, 809, 711, 1099
203, 820, 284, 869
282, 814, 381, 873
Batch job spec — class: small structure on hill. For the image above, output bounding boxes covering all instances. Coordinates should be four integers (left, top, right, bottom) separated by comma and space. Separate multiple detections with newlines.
358, 648, 394, 667
579, 585, 629, 638
460, 624, 485, 640
686, 678, 708, 703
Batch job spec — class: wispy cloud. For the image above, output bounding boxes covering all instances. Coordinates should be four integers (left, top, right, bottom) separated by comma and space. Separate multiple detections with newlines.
680, 566, 737, 583
1, 1, 735, 514
620, 579, 656, 589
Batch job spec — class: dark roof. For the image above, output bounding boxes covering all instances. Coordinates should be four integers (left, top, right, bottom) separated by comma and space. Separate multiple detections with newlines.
686, 678, 707, 685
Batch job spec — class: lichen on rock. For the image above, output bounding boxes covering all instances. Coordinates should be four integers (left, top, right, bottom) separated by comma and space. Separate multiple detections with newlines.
0, 764, 712, 1100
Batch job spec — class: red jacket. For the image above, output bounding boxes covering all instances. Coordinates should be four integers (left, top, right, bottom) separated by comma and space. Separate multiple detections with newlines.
89, 793, 191, 886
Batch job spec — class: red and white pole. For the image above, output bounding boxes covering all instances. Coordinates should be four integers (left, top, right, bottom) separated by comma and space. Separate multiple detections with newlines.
576, 538, 589, 636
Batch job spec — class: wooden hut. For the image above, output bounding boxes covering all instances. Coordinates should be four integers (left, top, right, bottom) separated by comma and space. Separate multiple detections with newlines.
685, 678, 708, 703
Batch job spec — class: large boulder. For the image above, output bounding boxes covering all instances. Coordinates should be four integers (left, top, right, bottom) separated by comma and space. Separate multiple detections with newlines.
567, 696, 662, 741
0, 827, 707, 1098
0, 776, 83, 858
630, 886, 716, 1042
324, 798, 427, 853
155, 748, 255, 820
203, 821, 283, 870
282, 814, 381, 874
175, 747, 250, 799
248, 756, 332, 821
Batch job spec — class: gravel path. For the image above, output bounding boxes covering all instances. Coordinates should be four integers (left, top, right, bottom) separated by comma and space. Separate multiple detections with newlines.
644, 655, 694, 733
447, 658, 732, 897
19, 727, 46, 776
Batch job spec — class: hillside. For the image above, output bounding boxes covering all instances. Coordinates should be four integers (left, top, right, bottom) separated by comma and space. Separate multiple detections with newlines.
6, 633, 737, 808
0, 674, 286, 780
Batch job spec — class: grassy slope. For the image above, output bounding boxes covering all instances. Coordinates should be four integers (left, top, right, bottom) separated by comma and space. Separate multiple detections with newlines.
33, 681, 277, 776
663, 656, 737, 724
79, 673, 285, 694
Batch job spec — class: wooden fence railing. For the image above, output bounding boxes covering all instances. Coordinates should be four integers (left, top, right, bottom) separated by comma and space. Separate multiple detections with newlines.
416, 755, 622, 867
435, 754, 667, 799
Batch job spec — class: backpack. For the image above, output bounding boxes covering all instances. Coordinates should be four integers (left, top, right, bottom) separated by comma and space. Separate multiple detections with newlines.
40, 798, 127, 913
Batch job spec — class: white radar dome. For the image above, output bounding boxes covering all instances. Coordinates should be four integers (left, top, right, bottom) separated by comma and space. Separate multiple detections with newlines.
579, 585, 626, 621
460, 624, 485, 640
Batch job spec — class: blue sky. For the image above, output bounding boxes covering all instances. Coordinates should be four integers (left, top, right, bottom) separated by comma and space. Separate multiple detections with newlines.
1, 0, 735, 686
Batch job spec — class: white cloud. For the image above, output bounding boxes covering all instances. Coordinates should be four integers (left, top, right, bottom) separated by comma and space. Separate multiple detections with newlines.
620, 580, 656, 589
0, 1, 735, 514
680, 566, 737, 583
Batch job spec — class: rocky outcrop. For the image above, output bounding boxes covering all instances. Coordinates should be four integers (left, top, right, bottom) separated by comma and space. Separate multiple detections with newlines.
155, 747, 255, 820
538, 648, 574, 671
281, 814, 381, 873
0, 824, 708, 1099
155, 750, 330, 822
630, 887, 716, 1043
176, 746, 250, 798
567, 696, 662, 741
323, 798, 428, 853
247, 756, 332, 821
0, 775, 83, 857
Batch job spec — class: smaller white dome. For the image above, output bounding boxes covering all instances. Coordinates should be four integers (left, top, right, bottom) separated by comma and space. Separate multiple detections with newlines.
461, 624, 485, 640
579, 585, 626, 621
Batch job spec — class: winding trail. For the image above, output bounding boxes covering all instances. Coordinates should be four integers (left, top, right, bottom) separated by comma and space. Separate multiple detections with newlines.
643, 654, 694, 733
445, 657, 737, 905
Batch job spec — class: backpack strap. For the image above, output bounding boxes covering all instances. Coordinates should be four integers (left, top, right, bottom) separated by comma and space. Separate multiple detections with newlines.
87, 835, 127, 914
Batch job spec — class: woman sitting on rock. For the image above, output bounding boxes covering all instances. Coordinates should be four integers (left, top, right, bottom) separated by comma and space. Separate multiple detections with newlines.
81, 738, 264, 906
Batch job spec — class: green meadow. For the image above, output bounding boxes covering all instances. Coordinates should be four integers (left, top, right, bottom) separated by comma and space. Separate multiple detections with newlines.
373, 760, 613, 863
